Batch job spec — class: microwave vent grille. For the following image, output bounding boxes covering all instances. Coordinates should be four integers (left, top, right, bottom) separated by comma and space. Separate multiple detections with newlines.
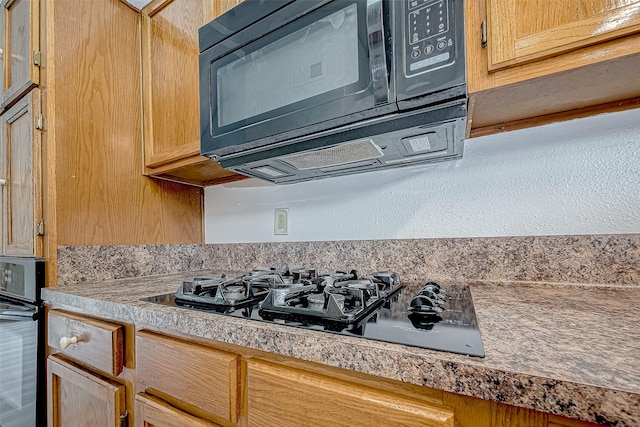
280, 139, 384, 170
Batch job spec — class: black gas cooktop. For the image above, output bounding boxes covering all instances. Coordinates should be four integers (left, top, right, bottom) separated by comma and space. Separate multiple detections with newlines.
141, 268, 484, 357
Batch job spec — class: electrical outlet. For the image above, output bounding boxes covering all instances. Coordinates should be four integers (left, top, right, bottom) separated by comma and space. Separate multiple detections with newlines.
274, 208, 289, 235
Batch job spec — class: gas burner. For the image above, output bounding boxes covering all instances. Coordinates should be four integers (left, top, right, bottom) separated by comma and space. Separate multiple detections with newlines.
258, 272, 388, 326
370, 271, 402, 297
143, 269, 485, 357
175, 268, 321, 308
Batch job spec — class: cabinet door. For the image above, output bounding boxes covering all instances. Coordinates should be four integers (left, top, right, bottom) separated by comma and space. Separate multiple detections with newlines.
246, 358, 454, 427
0, 0, 40, 110
47, 356, 126, 427
134, 393, 221, 427
486, 0, 640, 71
0, 87, 41, 256
141, 0, 208, 169
136, 330, 240, 424
140, 0, 243, 186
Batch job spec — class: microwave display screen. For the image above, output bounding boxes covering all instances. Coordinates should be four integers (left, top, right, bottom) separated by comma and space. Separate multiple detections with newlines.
216, 3, 360, 127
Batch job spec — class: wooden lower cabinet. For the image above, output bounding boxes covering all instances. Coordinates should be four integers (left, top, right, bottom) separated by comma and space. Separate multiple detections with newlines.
136, 330, 240, 425
245, 358, 454, 427
134, 393, 221, 427
47, 355, 127, 427
129, 330, 604, 427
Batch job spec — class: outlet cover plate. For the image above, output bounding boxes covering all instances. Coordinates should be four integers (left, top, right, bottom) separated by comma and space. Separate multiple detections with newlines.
274, 208, 289, 235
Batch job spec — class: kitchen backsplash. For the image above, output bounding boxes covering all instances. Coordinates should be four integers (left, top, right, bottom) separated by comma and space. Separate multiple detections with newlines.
57, 234, 639, 287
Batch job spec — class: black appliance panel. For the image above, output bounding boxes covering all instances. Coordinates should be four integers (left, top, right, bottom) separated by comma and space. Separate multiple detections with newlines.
142, 278, 484, 358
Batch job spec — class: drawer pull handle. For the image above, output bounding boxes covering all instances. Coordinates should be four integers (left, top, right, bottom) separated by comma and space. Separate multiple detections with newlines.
60, 335, 79, 349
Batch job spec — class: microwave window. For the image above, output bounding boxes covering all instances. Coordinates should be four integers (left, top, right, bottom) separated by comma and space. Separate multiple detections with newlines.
217, 3, 360, 127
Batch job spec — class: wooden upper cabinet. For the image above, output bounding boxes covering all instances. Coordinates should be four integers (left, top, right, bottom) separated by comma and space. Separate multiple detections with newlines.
466, 1, 640, 134
0, 88, 41, 256
486, 0, 640, 71
140, 0, 242, 186
0, 0, 39, 110
47, 356, 126, 427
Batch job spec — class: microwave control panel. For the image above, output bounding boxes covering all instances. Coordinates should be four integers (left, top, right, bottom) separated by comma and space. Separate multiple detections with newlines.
405, 0, 456, 77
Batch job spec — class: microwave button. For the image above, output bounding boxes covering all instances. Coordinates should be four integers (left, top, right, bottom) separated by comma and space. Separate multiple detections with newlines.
411, 49, 421, 59
409, 52, 450, 72
425, 44, 434, 55
436, 40, 447, 50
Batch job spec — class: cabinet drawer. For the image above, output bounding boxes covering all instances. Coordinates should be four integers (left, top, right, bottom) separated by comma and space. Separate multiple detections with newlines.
246, 358, 454, 427
136, 330, 240, 424
48, 309, 124, 376
135, 392, 222, 427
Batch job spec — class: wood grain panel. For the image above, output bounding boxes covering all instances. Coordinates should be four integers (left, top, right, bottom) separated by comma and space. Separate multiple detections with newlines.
136, 330, 240, 424
442, 391, 491, 427
47, 355, 126, 427
491, 402, 547, 427
1, 0, 39, 109
48, 309, 124, 376
1, 88, 41, 256
144, 0, 203, 162
51, 0, 203, 245
134, 393, 222, 427
487, 0, 640, 70
245, 358, 454, 427
141, 0, 241, 185
466, 0, 640, 135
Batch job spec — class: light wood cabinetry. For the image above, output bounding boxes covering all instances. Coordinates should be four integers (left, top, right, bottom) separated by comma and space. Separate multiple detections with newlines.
136, 330, 240, 425
130, 329, 602, 427
46, 308, 134, 427
140, 0, 243, 186
0, 0, 40, 111
467, 0, 640, 135
485, 0, 640, 71
48, 309, 124, 377
0, 88, 41, 256
135, 393, 221, 427
47, 355, 126, 427
44, 0, 205, 286
245, 358, 454, 427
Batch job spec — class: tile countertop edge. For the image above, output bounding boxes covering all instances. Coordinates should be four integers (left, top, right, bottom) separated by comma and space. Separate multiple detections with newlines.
42, 286, 639, 427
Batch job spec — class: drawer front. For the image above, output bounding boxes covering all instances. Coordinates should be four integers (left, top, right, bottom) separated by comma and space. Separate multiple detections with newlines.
136, 330, 240, 424
48, 309, 124, 376
246, 358, 454, 427
134, 393, 222, 427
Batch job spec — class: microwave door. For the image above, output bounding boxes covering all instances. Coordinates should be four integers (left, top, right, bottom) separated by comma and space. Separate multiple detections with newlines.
201, 0, 397, 159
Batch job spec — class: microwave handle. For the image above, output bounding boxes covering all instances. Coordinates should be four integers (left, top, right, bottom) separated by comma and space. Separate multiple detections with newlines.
367, 0, 389, 105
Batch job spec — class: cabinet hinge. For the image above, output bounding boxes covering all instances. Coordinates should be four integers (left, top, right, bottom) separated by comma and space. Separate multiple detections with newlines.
119, 410, 129, 427
34, 115, 44, 130
36, 221, 45, 236
480, 20, 488, 48
33, 50, 41, 66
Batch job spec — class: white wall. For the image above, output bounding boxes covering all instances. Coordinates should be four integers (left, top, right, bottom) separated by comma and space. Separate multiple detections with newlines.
204, 109, 640, 243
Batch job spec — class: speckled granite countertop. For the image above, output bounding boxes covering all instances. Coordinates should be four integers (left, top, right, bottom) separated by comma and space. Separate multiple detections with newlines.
42, 271, 640, 427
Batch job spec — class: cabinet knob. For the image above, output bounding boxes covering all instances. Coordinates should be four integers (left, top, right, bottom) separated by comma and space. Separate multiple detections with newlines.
0, 179, 6, 185
60, 335, 79, 349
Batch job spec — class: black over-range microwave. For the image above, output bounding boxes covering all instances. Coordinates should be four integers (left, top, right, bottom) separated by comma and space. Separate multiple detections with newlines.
199, 0, 467, 184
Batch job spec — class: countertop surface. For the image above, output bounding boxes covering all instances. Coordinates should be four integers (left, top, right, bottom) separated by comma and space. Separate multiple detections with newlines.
42, 271, 640, 427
